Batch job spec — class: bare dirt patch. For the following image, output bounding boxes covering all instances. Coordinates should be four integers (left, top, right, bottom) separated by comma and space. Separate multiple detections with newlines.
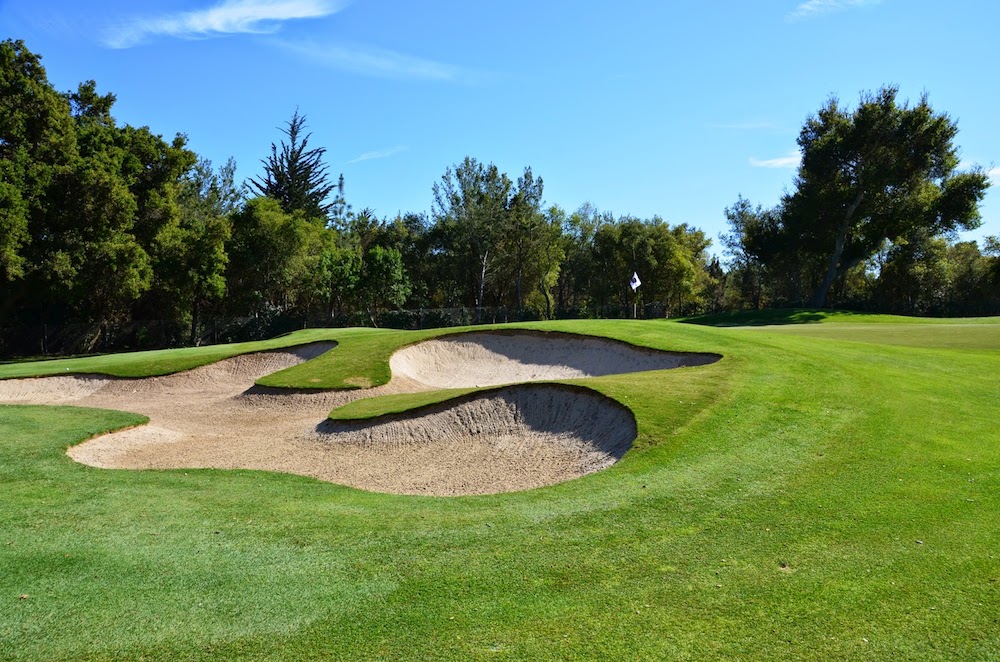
0, 332, 716, 495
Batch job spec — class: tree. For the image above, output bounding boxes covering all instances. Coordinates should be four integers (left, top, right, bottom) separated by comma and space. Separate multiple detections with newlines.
721, 196, 780, 309
60, 80, 197, 327
431, 157, 512, 317
781, 86, 990, 308
356, 245, 411, 324
248, 110, 343, 222
225, 197, 302, 314
0, 39, 77, 291
152, 158, 238, 343
556, 203, 605, 315
504, 167, 546, 312
380, 212, 434, 308
533, 206, 567, 319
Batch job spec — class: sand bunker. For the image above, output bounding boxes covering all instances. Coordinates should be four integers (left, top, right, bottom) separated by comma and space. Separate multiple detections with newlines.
314, 385, 635, 495
0, 332, 717, 495
391, 330, 719, 388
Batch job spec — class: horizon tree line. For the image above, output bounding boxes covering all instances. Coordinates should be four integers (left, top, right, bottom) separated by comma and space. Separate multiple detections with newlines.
1, 39, 996, 355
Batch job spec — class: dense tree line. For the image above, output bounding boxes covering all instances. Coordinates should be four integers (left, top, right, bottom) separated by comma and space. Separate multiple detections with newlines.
2, 43, 996, 354
1, 40, 718, 354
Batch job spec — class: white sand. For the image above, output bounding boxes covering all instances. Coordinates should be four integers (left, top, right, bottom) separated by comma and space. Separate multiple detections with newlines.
0, 332, 717, 495
390, 330, 718, 388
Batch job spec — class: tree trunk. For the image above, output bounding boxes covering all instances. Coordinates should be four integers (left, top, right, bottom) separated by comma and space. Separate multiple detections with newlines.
811, 191, 864, 308
475, 250, 488, 323
540, 274, 551, 319
753, 267, 763, 310
190, 302, 200, 346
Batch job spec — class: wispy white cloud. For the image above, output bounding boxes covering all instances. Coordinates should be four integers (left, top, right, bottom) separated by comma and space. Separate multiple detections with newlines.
104, 0, 344, 49
786, 0, 882, 21
276, 39, 473, 82
749, 151, 802, 169
989, 167, 1000, 182
348, 145, 408, 164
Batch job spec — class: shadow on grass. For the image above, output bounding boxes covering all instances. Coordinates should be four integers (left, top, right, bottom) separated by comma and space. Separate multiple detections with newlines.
677, 308, 867, 327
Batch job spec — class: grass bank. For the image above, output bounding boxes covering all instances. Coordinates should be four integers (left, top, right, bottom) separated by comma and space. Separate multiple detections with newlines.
1, 317, 998, 660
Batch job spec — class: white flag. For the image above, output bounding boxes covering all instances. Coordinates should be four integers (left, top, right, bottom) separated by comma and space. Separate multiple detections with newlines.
629, 271, 641, 291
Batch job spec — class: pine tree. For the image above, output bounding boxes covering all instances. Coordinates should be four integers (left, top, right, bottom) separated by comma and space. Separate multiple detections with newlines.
249, 109, 343, 223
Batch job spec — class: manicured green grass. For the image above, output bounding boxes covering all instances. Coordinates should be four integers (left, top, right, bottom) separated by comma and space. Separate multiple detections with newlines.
2, 317, 998, 660
736, 322, 1000, 350
329, 387, 481, 420
681, 307, 1000, 327
0, 328, 346, 379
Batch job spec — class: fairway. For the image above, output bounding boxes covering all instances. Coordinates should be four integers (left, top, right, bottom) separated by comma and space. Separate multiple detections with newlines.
1, 317, 998, 660
740, 322, 1000, 350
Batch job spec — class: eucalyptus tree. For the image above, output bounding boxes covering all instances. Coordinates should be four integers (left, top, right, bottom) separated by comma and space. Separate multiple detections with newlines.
504, 167, 546, 312
556, 203, 605, 314
431, 157, 513, 316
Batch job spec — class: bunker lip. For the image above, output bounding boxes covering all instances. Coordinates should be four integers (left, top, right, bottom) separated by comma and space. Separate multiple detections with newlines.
0, 340, 337, 383
312, 383, 637, 496
1, 331, 719, 496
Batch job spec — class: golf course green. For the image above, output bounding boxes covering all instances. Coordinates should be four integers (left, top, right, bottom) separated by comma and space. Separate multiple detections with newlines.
1, 314, 998, 660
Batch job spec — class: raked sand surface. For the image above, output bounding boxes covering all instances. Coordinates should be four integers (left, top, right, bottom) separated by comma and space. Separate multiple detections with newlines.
0, 332, 718, 495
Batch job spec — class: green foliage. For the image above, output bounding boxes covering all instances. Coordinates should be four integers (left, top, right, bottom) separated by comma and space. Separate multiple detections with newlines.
432, 156, 515, 312
6, 41, 1000, 356
225, 197, 304, 313
725, 87, 992, 312
589, 215, 713, 316
0, 39, 206, 336
358, 245, 411, 317
720, 196, 777, 310
151, 158, 237, 341
787, 87, 989, 307
248, 109, 343, 223
0, 39, 77, 283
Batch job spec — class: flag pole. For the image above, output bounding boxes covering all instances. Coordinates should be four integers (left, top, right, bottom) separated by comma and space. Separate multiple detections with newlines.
629, 271, 641, 319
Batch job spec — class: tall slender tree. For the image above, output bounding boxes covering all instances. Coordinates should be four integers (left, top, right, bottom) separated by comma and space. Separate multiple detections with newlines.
249, 110, 342, 223
432, 157, 512, 317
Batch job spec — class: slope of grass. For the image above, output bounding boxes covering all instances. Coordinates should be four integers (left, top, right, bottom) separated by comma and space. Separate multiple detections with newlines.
0, 328, 346, 380
736, 321, 1000, 350
1, 320, 998, 660
680, 308, 1000, 327
258, 321, 718, 390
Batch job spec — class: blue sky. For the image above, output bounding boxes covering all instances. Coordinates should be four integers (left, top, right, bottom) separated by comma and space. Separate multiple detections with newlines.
3, 0, 998, 255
